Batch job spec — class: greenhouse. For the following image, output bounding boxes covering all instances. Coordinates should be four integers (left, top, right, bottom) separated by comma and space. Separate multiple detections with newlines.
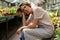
0, 0, 60, 40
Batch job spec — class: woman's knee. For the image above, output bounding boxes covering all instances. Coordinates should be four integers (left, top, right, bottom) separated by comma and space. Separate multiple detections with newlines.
22, 29, 30, 33
22, 29, 28, 33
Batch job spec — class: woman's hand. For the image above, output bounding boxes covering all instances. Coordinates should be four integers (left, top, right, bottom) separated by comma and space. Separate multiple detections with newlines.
16, 26, 28, 35
22, 12, 25, 15
16, 27, 23, 35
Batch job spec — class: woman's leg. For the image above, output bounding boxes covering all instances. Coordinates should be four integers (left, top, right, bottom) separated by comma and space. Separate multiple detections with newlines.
20, 30, 25, 40
22, 28, 53, 40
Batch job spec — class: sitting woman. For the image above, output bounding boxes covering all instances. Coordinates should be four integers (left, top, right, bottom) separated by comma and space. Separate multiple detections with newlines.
16, 2, 54, 40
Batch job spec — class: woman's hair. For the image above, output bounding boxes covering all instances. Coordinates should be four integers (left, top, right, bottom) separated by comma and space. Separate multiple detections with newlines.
16, 2, 31, 13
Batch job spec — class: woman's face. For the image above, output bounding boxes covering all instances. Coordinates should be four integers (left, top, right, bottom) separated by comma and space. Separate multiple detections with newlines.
21, 5, 32, 14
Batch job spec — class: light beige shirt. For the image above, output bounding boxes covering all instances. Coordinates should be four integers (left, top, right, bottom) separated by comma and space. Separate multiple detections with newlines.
27, 3, 54, 30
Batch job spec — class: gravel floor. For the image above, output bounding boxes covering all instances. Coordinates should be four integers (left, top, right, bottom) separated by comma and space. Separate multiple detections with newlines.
9, 33, 20, 40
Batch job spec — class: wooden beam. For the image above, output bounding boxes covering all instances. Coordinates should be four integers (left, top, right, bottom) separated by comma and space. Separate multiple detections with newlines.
0, 0, 11, 3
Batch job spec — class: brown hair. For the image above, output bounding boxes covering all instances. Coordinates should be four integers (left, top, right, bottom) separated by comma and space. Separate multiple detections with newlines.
16, 2, 31, 14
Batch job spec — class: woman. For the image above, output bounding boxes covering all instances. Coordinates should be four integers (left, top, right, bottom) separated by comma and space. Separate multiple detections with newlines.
16, 2, 54, 40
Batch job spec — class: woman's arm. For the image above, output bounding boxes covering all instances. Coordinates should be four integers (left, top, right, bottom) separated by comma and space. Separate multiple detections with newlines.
22, 13, 33, 26
22, 18, 39, 29
22, 13, 27, 26
26, 14, 33, 25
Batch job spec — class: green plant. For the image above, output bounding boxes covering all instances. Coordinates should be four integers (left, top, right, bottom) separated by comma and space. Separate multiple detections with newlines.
54, 28, 60, 40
